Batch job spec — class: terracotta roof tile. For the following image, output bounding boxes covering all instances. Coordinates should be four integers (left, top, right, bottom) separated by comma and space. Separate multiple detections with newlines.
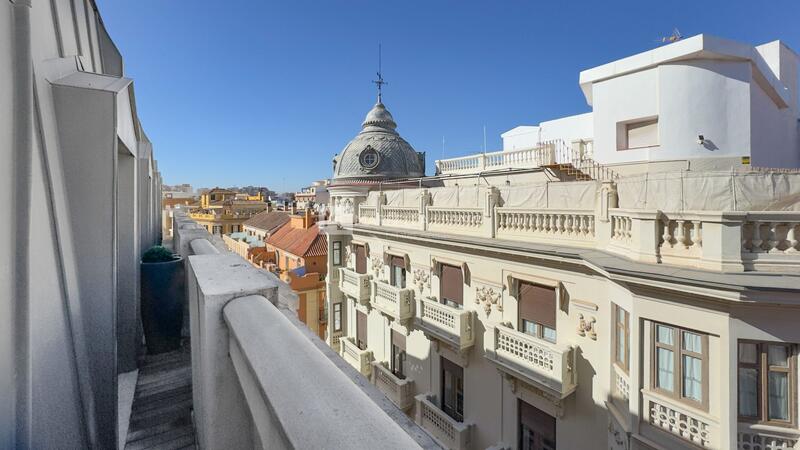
267, 223, 327, 258
243, 210, 290, 234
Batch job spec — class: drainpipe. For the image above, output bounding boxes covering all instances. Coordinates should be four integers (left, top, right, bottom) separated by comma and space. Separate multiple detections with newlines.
11, 0, 32, 447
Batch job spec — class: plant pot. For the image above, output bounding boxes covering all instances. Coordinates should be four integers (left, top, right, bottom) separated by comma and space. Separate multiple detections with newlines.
140, 257, 185, 354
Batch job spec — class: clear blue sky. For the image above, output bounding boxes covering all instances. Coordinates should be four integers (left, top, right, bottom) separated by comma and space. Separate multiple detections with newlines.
96, 0, 800, 192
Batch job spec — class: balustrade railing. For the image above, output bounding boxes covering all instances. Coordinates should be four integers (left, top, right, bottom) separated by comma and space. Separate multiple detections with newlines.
486, 325, 576, 397
340, 337, 373, 377
382, 206, 420, 225
371, 280, 414, 321
415, 394, 472, 450
371, 361, 415, 411
358, 205, 377, 225
737, 423, 800, 450
496, 208, 596, 243
742, 214, 800, 255
427, 207, 483, 228
339, 267, 371, 304
642, 390, 718, 448
416, 297, 475, 350
611, 214, 633, 244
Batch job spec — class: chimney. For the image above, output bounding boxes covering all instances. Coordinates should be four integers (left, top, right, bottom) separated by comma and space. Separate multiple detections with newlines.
266, 201, 272, 212
304, 208, 314, 228
290, 201, 297, 215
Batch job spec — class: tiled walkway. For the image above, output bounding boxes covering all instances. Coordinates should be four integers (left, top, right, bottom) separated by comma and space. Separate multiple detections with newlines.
124, 344, 196, 450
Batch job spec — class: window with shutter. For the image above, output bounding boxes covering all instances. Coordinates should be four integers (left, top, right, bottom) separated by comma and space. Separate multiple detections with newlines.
440, 264, 463, 308
390, 256, 406, 288
391, 330, 407, 379
518, 281, 557, 342
356, 310, 368, 350
355, 245, 367, 274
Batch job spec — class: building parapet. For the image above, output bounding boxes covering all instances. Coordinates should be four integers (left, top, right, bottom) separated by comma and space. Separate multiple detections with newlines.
339, 267, 372, 304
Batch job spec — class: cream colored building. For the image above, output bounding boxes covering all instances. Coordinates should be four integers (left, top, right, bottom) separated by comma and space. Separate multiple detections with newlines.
324, 36, 800, 450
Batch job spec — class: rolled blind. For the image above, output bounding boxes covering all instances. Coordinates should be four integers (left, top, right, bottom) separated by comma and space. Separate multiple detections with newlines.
518, 281, 556, 329
355, 245, 367, 274
356, 310, 368, 347
391, 256, 405, 270
440, 264, 463, 305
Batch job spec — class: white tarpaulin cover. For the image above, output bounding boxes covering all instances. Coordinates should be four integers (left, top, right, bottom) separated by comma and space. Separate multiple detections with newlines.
617, 171, 800, 211
429, 185, 485, 208
499, 180, 598, 210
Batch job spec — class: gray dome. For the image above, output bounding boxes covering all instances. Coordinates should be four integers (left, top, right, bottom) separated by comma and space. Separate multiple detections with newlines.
332, 101, 425, 181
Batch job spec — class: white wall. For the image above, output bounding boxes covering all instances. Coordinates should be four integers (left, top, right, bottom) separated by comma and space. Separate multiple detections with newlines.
502, 114, 593, 151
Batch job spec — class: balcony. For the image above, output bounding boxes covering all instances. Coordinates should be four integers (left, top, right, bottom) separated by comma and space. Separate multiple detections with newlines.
641, 390, 719, 449
340, 337, 374, 377
415, 393, 472, 450
339, 267, 371, 305
485, 324, 577, 400
415, 297, 475, 351
737, 422, 800, 450
371, 279, 415, 321
371, 361, 415, 411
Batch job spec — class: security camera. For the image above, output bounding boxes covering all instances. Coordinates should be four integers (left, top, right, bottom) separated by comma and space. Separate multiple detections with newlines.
697, 134, 705, 144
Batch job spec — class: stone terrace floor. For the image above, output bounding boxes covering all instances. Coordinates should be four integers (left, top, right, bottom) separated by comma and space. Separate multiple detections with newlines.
124, 343, 196, 450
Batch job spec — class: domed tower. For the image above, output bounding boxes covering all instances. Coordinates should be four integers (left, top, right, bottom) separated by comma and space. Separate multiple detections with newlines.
331, 100, 425, 183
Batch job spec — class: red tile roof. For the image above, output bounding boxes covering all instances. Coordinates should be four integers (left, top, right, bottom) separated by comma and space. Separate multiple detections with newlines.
243, 210, 290, 234
267, 223, 327, 258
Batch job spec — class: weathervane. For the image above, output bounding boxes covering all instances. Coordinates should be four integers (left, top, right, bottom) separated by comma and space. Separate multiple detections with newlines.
372, 43, 387, 102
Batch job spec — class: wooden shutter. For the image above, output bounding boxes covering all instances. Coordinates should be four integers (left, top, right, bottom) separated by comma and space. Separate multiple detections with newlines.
518, 281, 556, 329
392, 329, 406, 351
440, 264, 464, 305
356, 310, 368, 348
355, 245, 367, 274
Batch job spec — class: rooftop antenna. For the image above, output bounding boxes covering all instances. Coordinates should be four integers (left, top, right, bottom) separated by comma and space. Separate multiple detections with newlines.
483, 125, 487, 154
372, 43, 388, 103
657, 28, 682, 44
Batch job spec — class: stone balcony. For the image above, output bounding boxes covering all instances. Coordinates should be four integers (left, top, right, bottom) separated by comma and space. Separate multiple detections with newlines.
371, 279, 415, 321
415, 297, 475, 351
371, 361, 415, 411
339, 267, 371, 305
341, 337, 374, 377
737, 422, 800, 450
641, 389, 719, 449
415, 393, 473, 450
484, 324, 577, 401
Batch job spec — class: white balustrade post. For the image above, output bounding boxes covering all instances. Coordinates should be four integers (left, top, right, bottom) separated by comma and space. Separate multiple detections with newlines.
420, 189, 431, 231
698, 212, 747, 271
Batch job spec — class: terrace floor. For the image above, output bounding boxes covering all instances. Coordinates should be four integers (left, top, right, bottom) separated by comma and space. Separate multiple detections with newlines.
124, 343, 196, 450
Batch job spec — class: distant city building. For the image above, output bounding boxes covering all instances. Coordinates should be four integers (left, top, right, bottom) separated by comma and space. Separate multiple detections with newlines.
190, 187, 268, 235
323, 35, 800, 450
295, 180, 330, 209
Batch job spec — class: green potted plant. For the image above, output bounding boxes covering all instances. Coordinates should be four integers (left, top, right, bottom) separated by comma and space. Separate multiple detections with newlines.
140, 246, 185, 354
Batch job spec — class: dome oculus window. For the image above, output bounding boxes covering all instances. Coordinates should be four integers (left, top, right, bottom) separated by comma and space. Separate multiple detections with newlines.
359, 147, 380, 170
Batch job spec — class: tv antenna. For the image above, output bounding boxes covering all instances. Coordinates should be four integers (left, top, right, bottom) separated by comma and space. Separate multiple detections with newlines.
656, 28, 682, 44
372, 44, 388, 102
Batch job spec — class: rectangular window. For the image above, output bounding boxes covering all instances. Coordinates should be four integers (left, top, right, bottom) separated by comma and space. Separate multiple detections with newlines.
356, 310, 368, 350
355, 244, 367, 274
390, 256, 406, 289
518, 281, 557, 342
439, 264, 463, 309
333, 241, 342, 266
441, 357, 464, 422
652, 323, 708, 409
738, 341, 795, 425
614, 305, 630, 372
333, 303, 342, 332
618, 117, 658, 150
391, 330, 406, 379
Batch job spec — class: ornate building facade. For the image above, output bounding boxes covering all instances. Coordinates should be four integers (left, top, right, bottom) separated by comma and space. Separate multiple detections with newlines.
323, 35, 800, 450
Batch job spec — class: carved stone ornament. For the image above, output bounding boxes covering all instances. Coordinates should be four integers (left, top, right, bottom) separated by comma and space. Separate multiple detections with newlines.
475, 285, 502, 316
412, 268, 430, 294
577, 313, 597, 340
370, 254, 383, 277
344, 245, 353, 267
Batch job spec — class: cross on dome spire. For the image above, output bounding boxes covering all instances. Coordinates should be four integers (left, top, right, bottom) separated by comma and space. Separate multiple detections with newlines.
372, 43, 387, 103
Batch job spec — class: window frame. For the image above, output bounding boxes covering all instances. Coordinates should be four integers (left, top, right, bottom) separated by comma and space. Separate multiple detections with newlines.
613, 304, 630, 374
650, 322, 709, 411
737, 340, 796, 427
617, 116, 659, 151
332, 241, 342, 266
333, 302, 342, 332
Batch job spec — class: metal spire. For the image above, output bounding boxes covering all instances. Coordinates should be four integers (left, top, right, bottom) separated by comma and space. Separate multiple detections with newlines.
372, 43, 387, 103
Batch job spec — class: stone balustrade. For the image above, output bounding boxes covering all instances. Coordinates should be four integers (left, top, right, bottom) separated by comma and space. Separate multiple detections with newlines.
371, 361, 415, 411
339, 267, 371, 304
415, 393, 473, 450
495, 208, 596, 245
371, 279, 415, 321
435, 141, 561, 175
642, 390, 719, 449
415, 297, 475, 351
358, 204, 378, 225
737, 423, 800, 450
341, 337, 374, 377
485, 324, 577, 399
382, 206, 421, 227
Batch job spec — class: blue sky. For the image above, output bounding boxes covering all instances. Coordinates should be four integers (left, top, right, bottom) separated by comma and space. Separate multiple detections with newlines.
96, 0, 800, 192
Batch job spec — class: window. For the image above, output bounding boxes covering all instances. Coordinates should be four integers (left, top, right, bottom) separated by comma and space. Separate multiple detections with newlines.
356, 310, 368, 350
618, 117, 658, 150
439, 264, 463, 309
518, 281, 557, 343
333, 303, 342, 332
391, 330, 406, 379
738, 341, 795, 425
390, 256, 406, 289
519, 400, 556, 450
332, 241, 342, 266
441, 357, 464, 422
354, 244, 367, 274
614, 305, 630, 372
652, 323, 708, 408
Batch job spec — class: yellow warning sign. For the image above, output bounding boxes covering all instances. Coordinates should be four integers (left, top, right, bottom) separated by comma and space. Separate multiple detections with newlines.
741, 156, 751, 165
